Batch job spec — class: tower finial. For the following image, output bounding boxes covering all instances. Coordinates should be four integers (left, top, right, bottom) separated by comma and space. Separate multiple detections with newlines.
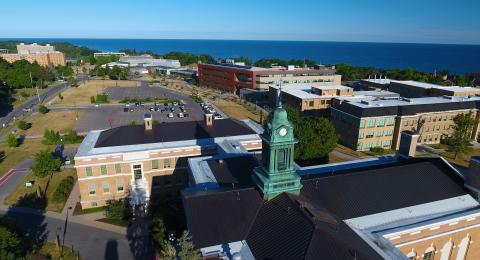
277, 79, 283, 108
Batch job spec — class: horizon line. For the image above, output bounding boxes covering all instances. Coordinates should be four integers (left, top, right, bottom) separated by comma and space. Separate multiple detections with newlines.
0, 37, 479, 46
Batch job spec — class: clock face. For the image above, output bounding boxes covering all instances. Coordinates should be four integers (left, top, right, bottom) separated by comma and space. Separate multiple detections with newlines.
278, 127, 288, 137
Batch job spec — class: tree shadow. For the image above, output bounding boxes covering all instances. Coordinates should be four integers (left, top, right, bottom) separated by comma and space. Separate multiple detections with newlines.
104, 239, 119, 260
126, 205, 154, 260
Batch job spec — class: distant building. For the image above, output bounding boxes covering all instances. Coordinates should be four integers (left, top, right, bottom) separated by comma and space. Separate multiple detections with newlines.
101, 55, 181, 69
183, 101, 480, 260
74, 114, 261, 209
268, 84, 399, 117
360, 79, 480, 98
93, 52, 127, 58
0, 49, 8, 54
331, 95, 480, 151
198, 62, 341, 93
0, 43, 65, 67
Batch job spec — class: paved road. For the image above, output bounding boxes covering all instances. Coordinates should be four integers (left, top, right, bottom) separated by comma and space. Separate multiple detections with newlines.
0, 76, 88, 129
0, 159, 148, 260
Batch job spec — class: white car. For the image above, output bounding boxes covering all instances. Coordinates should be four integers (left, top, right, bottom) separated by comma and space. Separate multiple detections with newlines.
178, 113, 184, 118
214, 115, 223, 120
168, 113, 174, 118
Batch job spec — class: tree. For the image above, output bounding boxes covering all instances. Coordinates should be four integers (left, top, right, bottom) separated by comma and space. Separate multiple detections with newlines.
150, 217, 166, 251
30, 149, 61, 178
38, 105, 49, 114
42, 129, 61, 145
105, 198, 132, 222
160, 241, 177, 260
0, 226, 21, 260
17, 120, 31, 130
177, 231, 201, 260
448, 112, 476, 159
294, 117, 338, 163
64, 129, 80, 144
6, 133, 18, 148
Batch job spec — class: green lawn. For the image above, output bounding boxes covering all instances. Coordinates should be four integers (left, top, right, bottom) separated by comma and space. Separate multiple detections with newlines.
37, 241, 81, 260
72, 202, 106, 216
4, 168, 77, 213
441, 148, 480, 168
0, 140, 51, 177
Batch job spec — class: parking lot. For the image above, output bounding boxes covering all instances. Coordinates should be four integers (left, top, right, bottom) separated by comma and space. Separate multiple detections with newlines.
74, 83, 207, 133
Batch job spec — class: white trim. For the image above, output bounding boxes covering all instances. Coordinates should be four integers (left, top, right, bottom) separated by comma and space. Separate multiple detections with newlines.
410, 231, 421, 235
381, 202, 480, 238
74, 154, 199, 168
78, 173, 131, 181
395, 223, 480, 247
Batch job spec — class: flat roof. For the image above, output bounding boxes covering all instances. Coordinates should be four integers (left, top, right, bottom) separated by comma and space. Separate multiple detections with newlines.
391, 80, 480, 92
346, 95, 480, 109
361, 79, 391, 85
271, 84, 353, 99
202, 62, 334, 72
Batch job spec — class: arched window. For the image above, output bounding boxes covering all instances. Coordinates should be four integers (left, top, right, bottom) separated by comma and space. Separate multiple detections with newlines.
440, 240, 453, 260
406, 249, 416, 260
455, 235, 471, 260
423, 245, 435, 260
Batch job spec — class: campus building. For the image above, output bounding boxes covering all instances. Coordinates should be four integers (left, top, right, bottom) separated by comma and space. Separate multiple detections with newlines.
183, 101, 480, 260
74, 114, 261, 209
0, 43, 66, 67
359, 79, 480, 98
198, 63, 341, 93
269, 84, 399, 116
331, 95, 480, 151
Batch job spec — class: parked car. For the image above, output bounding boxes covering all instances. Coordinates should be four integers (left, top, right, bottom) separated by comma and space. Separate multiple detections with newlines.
178, 113, 184, 118
168, 113, 174, 118
150, 107, 154, 111
214, 115, 223, 120
123, 107, 129, 112
184, 113, 189, 118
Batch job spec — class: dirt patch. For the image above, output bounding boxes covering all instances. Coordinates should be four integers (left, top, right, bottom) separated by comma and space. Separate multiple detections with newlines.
23, 111, 84, 136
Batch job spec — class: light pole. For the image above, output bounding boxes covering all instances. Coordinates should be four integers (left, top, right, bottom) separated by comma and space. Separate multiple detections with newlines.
61, 206, 73, 258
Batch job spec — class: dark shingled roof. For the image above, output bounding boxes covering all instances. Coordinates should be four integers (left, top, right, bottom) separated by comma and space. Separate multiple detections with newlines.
183, 157, 468, 259
94, 119, 256, 148
207, 156, 258, 187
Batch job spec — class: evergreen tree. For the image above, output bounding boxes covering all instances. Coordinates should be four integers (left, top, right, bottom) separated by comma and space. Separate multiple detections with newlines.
0, 226, 21, 260
150, 217, 166, 251
178, 231, 201, 260
6, 133, 18, 148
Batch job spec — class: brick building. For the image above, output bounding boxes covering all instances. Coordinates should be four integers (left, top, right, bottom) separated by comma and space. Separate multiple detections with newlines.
0, 43, 66, 67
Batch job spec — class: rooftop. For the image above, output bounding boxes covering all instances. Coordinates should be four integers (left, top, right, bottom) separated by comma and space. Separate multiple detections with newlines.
184, 157, 471, 259
345, 95, 480, 109
202, 62, 335, 72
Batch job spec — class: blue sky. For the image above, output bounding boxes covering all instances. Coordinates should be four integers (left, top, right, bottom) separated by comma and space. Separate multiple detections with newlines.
1, 0, 479, 44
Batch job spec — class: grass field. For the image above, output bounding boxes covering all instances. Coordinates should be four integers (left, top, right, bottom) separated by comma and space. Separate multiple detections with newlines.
0, 140, 49, 177
441, 148, 480, 168
4, 168, 77, 213
212, 99, 263, 123
51, 79, 139, 106
22, 111, 84, 136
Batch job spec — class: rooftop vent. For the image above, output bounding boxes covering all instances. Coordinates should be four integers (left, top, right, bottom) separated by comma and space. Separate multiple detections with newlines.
144, 114, 153, 131
361, 100, 371, 105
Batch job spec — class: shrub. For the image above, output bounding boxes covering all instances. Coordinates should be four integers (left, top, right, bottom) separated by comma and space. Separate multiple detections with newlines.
90, 96, 96, 103
42, 129, 61, 145
63, 129, 81, 144
38, 105, 49, 114
6, 133, 18, 147
17, 120, 31, 130
370, 147, 385, 153
105, 198, 132, 221
52, 176, 75, 203
95, 94, 109, 103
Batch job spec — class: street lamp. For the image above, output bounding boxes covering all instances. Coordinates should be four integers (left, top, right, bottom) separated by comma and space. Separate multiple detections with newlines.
61, 206, 73, 258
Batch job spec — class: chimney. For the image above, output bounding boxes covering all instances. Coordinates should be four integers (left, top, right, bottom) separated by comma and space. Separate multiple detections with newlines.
465, 157, 480, 199
144, 114, 153, 130
397, 131, 419, 158
204, 113, 213, 126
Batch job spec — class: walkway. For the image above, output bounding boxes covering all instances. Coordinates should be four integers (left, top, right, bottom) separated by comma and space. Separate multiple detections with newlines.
0, 161, 143, 259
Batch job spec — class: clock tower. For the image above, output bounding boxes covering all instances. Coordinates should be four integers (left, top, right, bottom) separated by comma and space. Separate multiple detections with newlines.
252, 95, 303, 200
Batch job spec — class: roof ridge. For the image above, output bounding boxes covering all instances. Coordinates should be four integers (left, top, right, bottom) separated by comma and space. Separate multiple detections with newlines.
243, 189, 265, 240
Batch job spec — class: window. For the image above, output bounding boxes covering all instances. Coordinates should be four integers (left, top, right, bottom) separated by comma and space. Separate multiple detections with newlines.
375, 131, 384, 137
88, 184, 96, 195
85, 167, 93, 177
423, 246, 435, 260
277, 148, 288, 170
439, 241, 453, 260
163, 159, 171, 168
385, 129, 393, 136
367, 119, 375, 128
364, 142, 371, 149
377, 118, 385, 127
115, 164, 121, 174
358, 132, 364, 139
100, 165, 107, 175
357, 143, 363, 150
359, 120, 365, 128
386, 117, 395, 126
152, 160, 159, 169
91, 202, 98, 207
309, 101, 314, 107
103, 182, 110, 193
116, 181, 124, 192
456, 236, 470, 260
321, 100, 326, 105
383, 140, 391, 148
366, 131, 374, 139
